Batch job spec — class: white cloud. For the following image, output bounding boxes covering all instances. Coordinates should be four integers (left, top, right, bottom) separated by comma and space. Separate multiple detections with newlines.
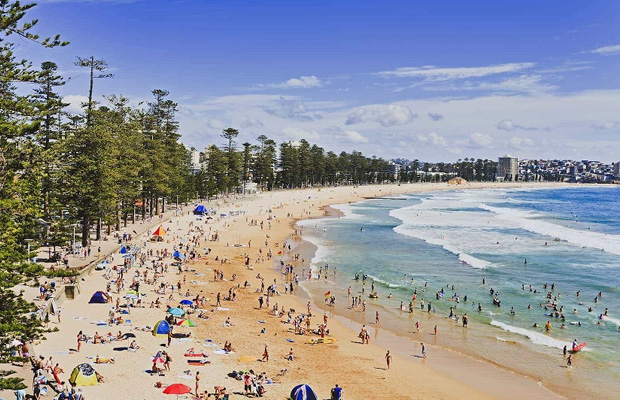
264, 97, 323, 121
497, 119, 517, 131
467, 132, 493, 148
508, 137, 535, 150
378, 63, 534, 81
345, 105, 416, 127
262, 75, 322, 89
423, 75, 555, 94
342, 130, 369, 143
417, 132, 447, 147
282, 127, 320, 140
324, 126, 369, 143
589, 45, 620, 55
590, 121, 620, 130
497, 119, 537, 131
63, 95, 89, 114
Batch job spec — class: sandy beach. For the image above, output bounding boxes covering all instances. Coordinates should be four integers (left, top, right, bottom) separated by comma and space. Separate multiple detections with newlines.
2, 182, 569, 400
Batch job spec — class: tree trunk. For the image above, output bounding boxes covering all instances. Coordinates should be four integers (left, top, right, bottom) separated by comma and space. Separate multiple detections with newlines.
141, 198, 146, 220
96, 217, 102, 240
81, 215, 90, 248
116, 202, 121, 231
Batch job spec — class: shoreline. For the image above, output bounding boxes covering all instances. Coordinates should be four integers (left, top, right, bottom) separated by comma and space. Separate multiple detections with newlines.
293, 195, 566, 400
2, 182, 580, 400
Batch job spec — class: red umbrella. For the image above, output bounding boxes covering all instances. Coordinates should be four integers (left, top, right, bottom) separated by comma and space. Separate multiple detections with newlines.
163, 383, 192, 395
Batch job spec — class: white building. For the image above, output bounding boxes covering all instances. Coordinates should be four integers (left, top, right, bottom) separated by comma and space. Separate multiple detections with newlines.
497, 155, 518, 181
190, 150, 201, 173
614, 162, 620, 177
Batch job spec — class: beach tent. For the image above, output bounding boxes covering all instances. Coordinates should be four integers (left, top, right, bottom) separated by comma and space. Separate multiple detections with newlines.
152, 320, 171, 337
69, 363, 98, 387
290, 384, 318, 400
193, 205, 207, 215
173, 250, 186, 260
88, 291, 107, 304
120, 246, 127, 254
152, 225, 167, 237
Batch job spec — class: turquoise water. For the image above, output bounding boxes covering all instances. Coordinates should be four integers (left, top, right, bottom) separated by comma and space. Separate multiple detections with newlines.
297, 186, 620, 399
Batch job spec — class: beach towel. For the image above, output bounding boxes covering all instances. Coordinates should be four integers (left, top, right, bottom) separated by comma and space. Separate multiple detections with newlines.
217, 307, 230, 311
213, 349, 232, 355
286, 338, 295, 343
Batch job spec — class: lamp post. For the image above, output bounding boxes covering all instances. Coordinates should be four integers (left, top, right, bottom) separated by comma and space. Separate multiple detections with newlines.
24, 239, 34, 262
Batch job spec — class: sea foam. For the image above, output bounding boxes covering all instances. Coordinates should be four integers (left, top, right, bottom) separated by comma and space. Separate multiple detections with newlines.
480, 204, 620, 256
490, 320, 573, 350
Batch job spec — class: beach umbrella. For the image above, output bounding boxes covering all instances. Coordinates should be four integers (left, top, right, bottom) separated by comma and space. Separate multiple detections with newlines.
10, 339, 23, 347
152, 226, 166, 237
120, 246, 127, 254
237, 355, 256, 363
180, 299, 193, 306
176, 319, 197, 327
163, 383, 192, 395
126, 290, 138, 295
173, 250, 181, 258
168, 307, 185, 316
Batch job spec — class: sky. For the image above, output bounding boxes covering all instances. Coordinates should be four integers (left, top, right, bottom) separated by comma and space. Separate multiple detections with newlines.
16, 0, 620, 162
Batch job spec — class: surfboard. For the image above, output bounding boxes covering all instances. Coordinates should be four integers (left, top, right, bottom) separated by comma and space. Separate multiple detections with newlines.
570, 343, 587, 352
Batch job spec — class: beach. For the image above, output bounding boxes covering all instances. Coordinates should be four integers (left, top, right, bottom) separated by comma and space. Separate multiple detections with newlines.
2, 182, 572, 400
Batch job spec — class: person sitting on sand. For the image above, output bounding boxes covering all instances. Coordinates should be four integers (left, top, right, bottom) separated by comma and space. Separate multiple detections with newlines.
129, 340, 139, 350
286, 348, 294, 361
223, 341, 235, 353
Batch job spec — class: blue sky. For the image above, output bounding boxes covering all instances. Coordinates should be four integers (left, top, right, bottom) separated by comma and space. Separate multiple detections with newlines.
19, 0, 620, 161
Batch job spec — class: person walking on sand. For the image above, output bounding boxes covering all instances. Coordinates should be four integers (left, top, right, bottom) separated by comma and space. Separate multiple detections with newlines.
375, 311, 381, 325
262, 344, 269, 362
566, 355, 572, 368
195, 371, 200, 395
434, 325, 437, 336
77, 331, 83, 352
385, 350, 392, 370
421, 342, 426, 358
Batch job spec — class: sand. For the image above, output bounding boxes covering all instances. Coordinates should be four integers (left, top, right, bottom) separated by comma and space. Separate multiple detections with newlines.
2, 182, 568, 400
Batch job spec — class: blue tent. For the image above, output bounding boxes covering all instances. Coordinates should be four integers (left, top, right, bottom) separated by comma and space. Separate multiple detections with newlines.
290, 384, 318, 400
120, 246, 127, 254
193, 205, 206, 215
152, 320, 171, 337
88, 291, 107, 304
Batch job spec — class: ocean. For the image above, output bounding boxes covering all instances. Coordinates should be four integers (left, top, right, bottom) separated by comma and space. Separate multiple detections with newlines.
296, 186, 620, 399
